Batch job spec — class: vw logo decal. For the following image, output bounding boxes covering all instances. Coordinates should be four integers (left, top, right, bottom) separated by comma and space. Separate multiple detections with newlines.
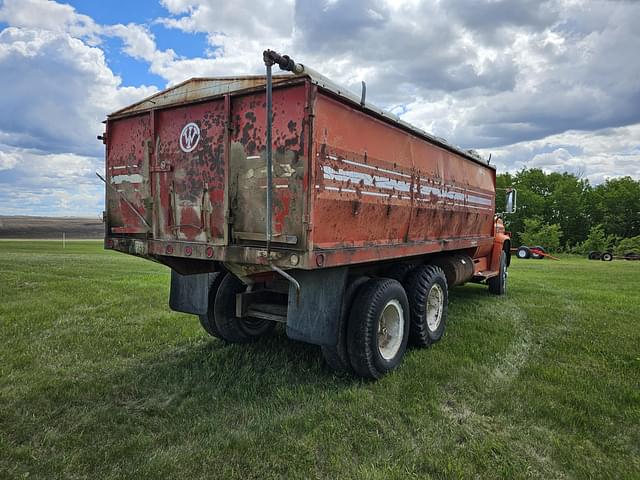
179, 122, 200, 153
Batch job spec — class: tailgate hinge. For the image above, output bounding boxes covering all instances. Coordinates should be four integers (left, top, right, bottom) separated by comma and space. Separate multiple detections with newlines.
150, 161, 172, 173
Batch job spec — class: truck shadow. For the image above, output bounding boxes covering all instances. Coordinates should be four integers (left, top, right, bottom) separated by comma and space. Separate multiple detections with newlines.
449, 283, 497, 299
32, 285, 496, 428
22, 286, 499, 457
98, 284, 495, 400
101, 325, 357, 400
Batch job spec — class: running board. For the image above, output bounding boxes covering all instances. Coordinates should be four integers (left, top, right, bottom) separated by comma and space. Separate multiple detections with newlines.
471, 270, 499, 283
247, 303, 287, 323
236, 290, 288, 323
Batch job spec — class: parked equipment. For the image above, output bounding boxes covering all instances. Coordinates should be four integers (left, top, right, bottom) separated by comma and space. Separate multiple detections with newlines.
514, 245, 557, 260
530, 245, 546, 259
588, 251, 639, 261
100, 50, 515, 378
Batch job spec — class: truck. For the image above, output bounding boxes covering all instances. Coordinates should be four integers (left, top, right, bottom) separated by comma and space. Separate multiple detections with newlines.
100, 50, 515, 379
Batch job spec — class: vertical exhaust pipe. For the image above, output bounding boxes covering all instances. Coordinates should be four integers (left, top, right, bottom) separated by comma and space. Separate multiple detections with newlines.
262, 50, 304, 254
264, 53, 274, 254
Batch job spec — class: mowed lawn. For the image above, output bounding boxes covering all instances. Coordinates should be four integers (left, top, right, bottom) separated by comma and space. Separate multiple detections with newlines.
1, 241, 638, 479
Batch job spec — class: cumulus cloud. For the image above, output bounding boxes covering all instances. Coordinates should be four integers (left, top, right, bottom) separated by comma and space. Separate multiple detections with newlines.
0, 27, 157, 156
0, 0, 639, 217
0, 0, 99, 41
0, 150, 19, 171
0, 145, 102, 216
152, 0, 640, 151
478, 123, 640, 184
0, 0, 158, 216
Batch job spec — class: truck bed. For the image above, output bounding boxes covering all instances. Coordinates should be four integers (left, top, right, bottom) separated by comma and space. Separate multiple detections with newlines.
103, 72, 497, 276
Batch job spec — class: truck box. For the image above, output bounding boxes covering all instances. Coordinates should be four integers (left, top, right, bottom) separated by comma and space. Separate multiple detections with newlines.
102, 52, 513, 378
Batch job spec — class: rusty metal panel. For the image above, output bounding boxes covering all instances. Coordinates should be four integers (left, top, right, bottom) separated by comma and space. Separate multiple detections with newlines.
311, 93, 495, 251
104, 77, 502, 273
105, 113, 152, 234
110, 76, 296, 117
229, 85, 307, 247
154, 98, 227, 243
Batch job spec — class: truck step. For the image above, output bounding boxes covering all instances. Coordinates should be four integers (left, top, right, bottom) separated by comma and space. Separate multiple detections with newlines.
246, 303, 288, 323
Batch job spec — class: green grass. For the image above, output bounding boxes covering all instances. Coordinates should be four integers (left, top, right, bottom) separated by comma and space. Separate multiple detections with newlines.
1, 241, 639, 479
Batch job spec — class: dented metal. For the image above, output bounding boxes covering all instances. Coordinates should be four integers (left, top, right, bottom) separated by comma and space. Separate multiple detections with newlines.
103, 65, 504, 280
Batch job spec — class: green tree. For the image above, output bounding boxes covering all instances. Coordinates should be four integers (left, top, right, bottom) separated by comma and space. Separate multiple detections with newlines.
496, 169, 639, 248
545, 172, 591, 246
615, 235, 640, 255
497, 169, 591, 247
575, 224, 617, 254
519, 218, 562, 252
497, 169, 547, 245
589, 177, 640, 238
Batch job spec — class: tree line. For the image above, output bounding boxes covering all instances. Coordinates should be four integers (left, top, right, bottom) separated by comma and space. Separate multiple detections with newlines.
495, 169, 640, 253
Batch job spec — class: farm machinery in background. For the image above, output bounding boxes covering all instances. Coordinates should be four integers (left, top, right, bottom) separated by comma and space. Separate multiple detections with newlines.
514, 246, 639, 262
587, 251, 640, 261
514, 245, 559, 260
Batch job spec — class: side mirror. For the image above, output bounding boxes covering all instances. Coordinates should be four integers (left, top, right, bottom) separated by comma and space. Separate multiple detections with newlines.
505, 189, 517, 214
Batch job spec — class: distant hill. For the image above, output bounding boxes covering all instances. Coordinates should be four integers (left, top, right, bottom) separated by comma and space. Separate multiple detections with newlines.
0, 216, 103, 239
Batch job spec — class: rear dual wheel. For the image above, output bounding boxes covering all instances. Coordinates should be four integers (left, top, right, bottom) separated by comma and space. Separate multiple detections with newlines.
404, 265, 448, 346
346, 278, 410, 379
198, 272, 225, 338
199, 273, 275, 343
321, 276, 370, 372
327, 265, 450, 378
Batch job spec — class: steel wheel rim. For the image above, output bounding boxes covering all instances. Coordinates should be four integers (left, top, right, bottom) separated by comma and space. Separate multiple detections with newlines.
425, 283, 444, 332
377, 299, 404, 360
517, 250, 527, 258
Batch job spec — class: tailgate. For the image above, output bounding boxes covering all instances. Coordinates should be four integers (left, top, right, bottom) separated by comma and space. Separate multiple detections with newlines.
105, 81, 308, 256
105, 98, 227, 244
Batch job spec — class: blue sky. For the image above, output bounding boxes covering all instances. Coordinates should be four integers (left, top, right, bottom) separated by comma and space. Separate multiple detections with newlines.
0, 0, 639, 216
65, 0, 209, 87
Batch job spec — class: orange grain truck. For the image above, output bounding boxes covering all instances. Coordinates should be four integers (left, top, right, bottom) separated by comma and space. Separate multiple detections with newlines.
101, 51, 515, 378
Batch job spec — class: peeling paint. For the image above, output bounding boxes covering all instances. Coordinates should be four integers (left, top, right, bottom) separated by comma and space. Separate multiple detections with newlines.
111, 173, 144, 185
105, 77, 500, 273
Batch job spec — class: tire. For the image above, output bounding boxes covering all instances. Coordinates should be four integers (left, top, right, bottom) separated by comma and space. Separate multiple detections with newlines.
384, 263, 416, 283
213, 273, 275, 343
488, 251, 507, 295
321, 276, 370, 372
531, 245, 546, 260
588, 251, 601, 260
516, 246, 531, 259
346, 278, 410, 379
404, 265, 448, 346
601, 252, 613, 262
198, 272, 225, 338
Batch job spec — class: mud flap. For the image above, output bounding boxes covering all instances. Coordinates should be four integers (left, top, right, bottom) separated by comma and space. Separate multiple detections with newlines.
285, 267, 348, 346
169, 270, 218, 315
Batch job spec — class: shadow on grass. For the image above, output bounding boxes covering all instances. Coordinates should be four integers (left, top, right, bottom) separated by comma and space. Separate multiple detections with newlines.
449, 282, 493, 299
98, 284, 496, 403
16, 283, 500, 432
3, 284, 514, 478
87, 327, 370, 418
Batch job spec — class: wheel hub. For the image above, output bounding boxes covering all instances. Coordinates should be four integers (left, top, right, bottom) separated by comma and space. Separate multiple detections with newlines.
377, 299, 404, 360
425, 283, 444, 332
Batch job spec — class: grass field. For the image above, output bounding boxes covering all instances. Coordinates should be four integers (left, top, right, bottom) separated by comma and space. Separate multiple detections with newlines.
1, 241, 639, 479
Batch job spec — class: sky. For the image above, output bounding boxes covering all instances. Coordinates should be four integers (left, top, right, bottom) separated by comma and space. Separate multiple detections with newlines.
0, 0, 638, 216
